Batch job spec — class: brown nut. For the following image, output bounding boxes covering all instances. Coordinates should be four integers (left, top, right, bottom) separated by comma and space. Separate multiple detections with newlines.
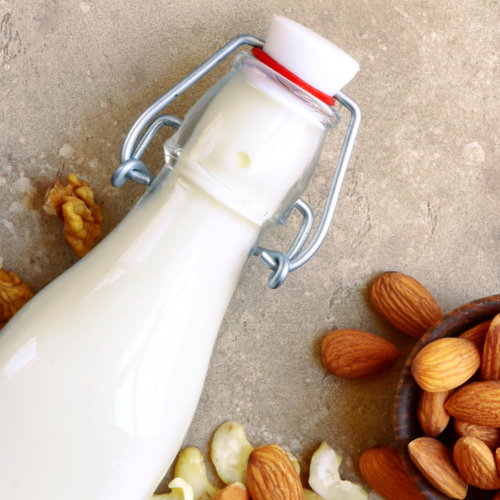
213, 484, 249, 500
482, 313, 500, 381
494, 449, 500, 481
43, 173, 103, 258
411, 338, 480, 392
246, 445, 303, 500
459, 320, 491, 347
445, 381, 500, 427
0, 262, 34, 330
359, 446, 425, 500
370, 272, 442, 339
453, 436, 500, 490
417, 389, 453, 437
454, 420, 500, 450
408, 437, 467, 499
321, 329, 400, 379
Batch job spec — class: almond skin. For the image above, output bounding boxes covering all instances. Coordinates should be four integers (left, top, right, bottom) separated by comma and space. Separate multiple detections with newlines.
213, 484, 249, 500
370, 272, 442, 339
494, 449, 500, 478
459, 320, 491, 347
247, 445, 303, 500
454, 436, 500, 489
359, 446, 425, 500
482, 314, 500, 381
445, 381, 500, 427
454, 420, 500, 449
411, 338, 480, 392
408, 437, 467, 499
417, 390, 453, 437
321, 329, 400, 379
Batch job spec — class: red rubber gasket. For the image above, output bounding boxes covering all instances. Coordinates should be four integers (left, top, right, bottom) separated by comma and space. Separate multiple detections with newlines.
251, 47, 335, 106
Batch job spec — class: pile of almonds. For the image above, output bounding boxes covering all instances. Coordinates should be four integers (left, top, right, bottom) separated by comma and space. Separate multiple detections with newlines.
322, 271, 500, 500
407, 314, 500, 499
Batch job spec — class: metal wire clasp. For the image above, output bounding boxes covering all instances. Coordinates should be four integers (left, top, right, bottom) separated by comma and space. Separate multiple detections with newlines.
111, 35, 361, 289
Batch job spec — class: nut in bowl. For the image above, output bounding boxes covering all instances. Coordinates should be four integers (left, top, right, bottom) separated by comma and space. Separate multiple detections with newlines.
394, 294, 500, 500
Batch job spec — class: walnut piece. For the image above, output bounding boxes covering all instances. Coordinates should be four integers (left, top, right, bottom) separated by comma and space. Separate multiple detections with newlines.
43, 173, 103, 258
0, 257, 35, 330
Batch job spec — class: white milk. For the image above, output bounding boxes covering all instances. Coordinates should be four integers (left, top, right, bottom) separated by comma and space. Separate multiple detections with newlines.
0, 53, 333, 499
176, 55, 336, 225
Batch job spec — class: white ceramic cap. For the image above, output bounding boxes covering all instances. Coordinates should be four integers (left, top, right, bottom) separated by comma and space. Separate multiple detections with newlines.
263, 16, 359, 97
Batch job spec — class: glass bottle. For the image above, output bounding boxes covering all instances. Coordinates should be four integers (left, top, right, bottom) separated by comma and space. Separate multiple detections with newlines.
0, 16, 359, 500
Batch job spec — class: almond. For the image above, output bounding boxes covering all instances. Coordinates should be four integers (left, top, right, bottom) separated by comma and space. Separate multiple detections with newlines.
408, 437, 467, 499
370, 272, 442, 339
417, 389, 453, 437
411, 338, 480, 392
321, 329, 400, 379
482, 314, 500, 381
359, 446, 425, 500
213, 483, 249, 500
454, 436, 500, 489
495, 448, 500, 477
459, 320, 491, 347
445, 381, 500, 427
246, 445, 303, 500
455, 420, 500, 449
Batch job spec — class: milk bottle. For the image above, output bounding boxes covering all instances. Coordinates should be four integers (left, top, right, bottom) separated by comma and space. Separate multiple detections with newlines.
0, 16, 359, 500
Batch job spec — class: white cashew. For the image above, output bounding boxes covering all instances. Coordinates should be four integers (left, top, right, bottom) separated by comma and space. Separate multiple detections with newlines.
175, 447, 221, 500
211, 421, 254, 485
152, 478, 195, 500
308, 442, 368, 500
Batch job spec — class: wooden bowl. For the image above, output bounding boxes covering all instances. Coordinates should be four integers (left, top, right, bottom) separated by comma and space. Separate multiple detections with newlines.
394, 294, 500, 500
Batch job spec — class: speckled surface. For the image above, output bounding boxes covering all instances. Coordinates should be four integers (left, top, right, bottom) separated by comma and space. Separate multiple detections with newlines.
1, 0, 499, 498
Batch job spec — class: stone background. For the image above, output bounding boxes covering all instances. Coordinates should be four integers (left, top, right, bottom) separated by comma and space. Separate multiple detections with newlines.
1, 0, 499, 498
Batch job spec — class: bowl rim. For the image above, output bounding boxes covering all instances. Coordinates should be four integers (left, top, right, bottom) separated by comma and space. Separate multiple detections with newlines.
393, 294, 500, 500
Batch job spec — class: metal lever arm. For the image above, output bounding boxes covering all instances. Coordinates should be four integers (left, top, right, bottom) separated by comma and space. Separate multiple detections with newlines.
121, 35, 264, 164
112, 35, 264, 187
290, 91, 361, 271
112, 116, 182, 187
257, 91, 362, 288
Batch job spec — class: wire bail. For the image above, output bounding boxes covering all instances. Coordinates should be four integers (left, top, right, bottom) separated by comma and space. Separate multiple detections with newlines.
111, 35, 361, 288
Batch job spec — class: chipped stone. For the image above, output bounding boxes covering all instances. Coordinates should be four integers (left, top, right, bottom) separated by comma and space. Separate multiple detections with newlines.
463, 142, 485, 166
59, 143, 74, 158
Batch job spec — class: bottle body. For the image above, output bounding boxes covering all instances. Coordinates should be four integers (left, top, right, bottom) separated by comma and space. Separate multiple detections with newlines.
0, 51, 337, 499
0, 165, 260, 499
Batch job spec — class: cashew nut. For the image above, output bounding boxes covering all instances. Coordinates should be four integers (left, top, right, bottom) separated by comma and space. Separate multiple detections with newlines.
153, 478, 194, 500
175, 447, 221, 500
211, 421, 254, 485
308, 442, 368, 500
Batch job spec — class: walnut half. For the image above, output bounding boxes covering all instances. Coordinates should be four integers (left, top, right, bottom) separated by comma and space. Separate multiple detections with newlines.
0, 257, 34, 330
43, 173, 103, 258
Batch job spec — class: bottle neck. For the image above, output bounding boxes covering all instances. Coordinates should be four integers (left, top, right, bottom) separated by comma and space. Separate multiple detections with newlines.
166, 51, 339, 228
238, 52, 337, 129
251, 48, 335, 106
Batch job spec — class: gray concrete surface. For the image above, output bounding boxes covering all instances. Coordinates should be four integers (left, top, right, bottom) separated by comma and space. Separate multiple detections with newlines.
1, 0, 499, 497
